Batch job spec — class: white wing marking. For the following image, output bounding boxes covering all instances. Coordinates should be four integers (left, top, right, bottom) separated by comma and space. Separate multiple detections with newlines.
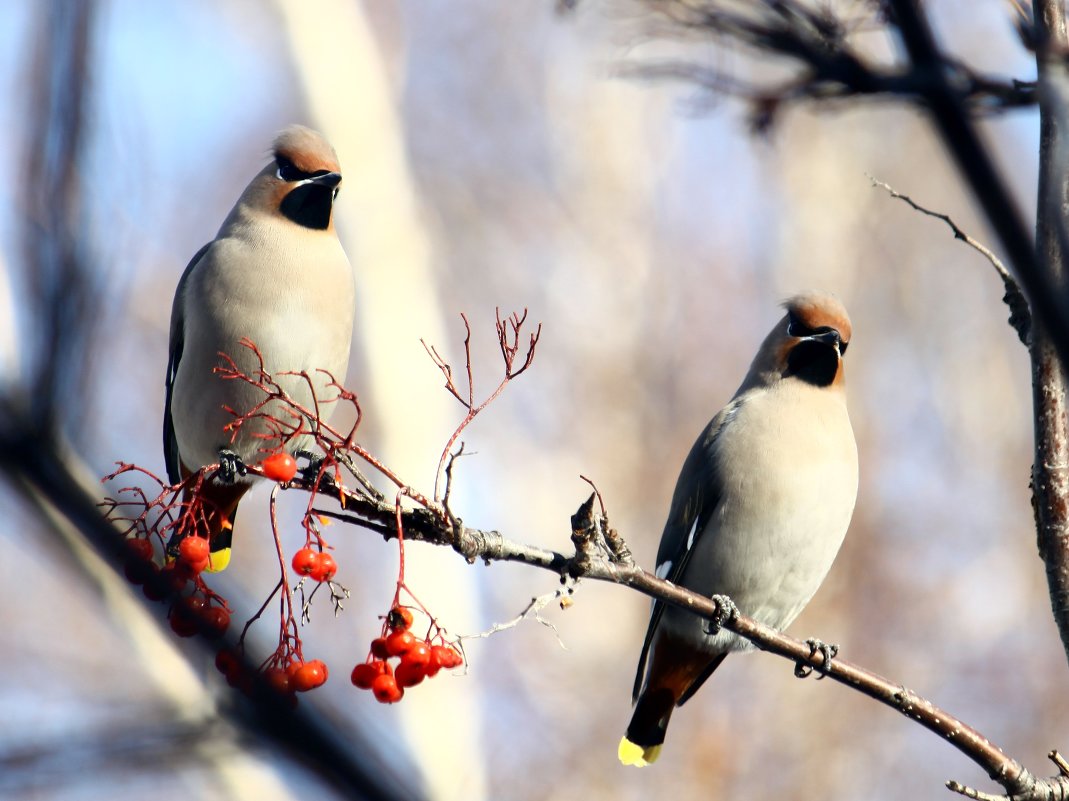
685, 518, 699, 551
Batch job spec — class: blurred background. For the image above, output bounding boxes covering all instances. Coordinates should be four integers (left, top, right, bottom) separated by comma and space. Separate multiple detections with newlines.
1, 1, 1063, 799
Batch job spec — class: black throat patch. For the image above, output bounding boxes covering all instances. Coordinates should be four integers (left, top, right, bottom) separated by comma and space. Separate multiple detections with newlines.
785, 340, 839, 387
280, 184, 335, 230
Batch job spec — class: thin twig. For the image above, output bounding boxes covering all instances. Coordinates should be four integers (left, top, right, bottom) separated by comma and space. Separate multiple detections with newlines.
869, 176, 1032, 345
458, 585, 576, 650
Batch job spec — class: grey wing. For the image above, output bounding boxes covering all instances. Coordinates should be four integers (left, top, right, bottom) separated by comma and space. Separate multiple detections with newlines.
163, 242, 211, 485
630, 400, 737, 702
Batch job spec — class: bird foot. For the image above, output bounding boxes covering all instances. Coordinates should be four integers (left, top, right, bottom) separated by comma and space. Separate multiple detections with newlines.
702, 594, 739, 635
294, 448, 318, 463
295, 449, 333, 488
794, 637, 839, 679
295, 448, 323, 473
215, 449, 247, 483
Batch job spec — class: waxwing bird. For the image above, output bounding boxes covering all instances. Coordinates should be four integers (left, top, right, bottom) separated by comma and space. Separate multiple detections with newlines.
619, 292, 858, 766
163, 125, 356, 571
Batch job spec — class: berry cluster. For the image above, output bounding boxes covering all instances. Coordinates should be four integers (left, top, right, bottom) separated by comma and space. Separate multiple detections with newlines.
291, 545, 338, 583
214, 648, 329, 698
350, 606, 464, 703
121, 535, 232, 639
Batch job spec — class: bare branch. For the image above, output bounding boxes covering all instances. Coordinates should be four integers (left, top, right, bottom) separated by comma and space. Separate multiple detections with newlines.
869, 176, 1032, 345
458, 585, 576, 650
100, 314, 1069, 798
309, 470, 1064, 799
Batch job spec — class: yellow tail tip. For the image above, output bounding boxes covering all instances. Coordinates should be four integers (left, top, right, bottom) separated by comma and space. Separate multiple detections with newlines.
205, 546, 231, 573
618, 737, 661, 767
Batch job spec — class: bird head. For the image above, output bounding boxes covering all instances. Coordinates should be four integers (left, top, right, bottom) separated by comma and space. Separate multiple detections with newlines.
743, 292, 852, 391
240, 125, 343, 231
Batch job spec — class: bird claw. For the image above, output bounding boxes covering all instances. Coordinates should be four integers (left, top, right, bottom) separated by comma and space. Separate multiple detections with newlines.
703, 594, 739, 635
216, 449, 247, 483
295, 449, 333, 488
794, 637, 839, 679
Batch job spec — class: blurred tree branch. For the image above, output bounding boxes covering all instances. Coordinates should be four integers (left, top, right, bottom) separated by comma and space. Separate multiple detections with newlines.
1031, 0, 1069, 690
7, 1, 1069, 799
626, 0, 1069, 369
0, 3, 420, 799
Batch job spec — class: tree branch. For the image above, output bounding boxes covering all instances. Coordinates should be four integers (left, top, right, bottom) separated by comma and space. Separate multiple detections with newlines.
869, 176, 1031, 345
630, 0, 1069, 368
308, 471, 1065, 799
1030, 0, 1069, 671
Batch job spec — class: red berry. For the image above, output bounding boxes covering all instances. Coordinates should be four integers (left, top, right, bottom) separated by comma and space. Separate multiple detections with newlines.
285, 660, 303, 678
181, 595, 207, 615
169, 609, 198, 638
124, 538, 154, 562
292, 659, 328, 691
403, 641, 431, 668
215, 649, 241, 678
171, 558, 203, 582
395, 659, 426, 688
159, 564, 189, 592
141, 571, 170, 601
178, 536, 210, 565
227, 668, 252, 691
200, 606, 230, 638
262, 452, 298, 482
431, 645, 462, 669
372, 673, 404, 703
309, 552, 337, 583
263, 666, 292, 695
385, 630, 415, 657
370, 637, 390, 659
351, 661, 386, 689
291, 547, 321, 577
124, 558, 155, 586
387, 606, 415, 631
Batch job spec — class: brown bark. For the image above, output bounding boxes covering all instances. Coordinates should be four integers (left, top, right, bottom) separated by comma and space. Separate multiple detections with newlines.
1032, 0, 1069, 669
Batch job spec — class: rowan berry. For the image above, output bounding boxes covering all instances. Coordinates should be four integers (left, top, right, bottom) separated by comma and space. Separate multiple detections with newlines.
385, 630, 416, 657
262, 452, 298, 482
372, 673, 403, 703
291, 547, 321, 577
309, 553, 337, 583
387, 606, 414, 631
292, 659, 328, 691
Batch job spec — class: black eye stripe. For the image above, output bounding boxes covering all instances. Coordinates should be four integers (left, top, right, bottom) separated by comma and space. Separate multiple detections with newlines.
787, 317, 848, 353
787, 318, 837, 339
275, 155, 330, 183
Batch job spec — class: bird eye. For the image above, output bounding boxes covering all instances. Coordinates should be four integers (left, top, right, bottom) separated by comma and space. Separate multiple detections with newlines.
839, 341, 849, 354
787, 318, 814, 338
275, 156, 309, 183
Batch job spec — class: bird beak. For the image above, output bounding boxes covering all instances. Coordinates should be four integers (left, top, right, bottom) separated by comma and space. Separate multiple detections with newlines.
306, 171, 341, 189
805, 329, 842, 355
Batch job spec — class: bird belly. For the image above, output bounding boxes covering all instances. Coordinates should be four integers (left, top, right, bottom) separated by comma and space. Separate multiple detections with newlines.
170, 234, 355, 472
662, 386, 857, 654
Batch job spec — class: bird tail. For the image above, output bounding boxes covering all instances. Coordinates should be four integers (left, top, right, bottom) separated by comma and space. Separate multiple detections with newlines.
620, 633, 729, 767
618, 738, 662, 767
202, 508, 235, 573
619, 687, 676, 767
168, 480, 248, 573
